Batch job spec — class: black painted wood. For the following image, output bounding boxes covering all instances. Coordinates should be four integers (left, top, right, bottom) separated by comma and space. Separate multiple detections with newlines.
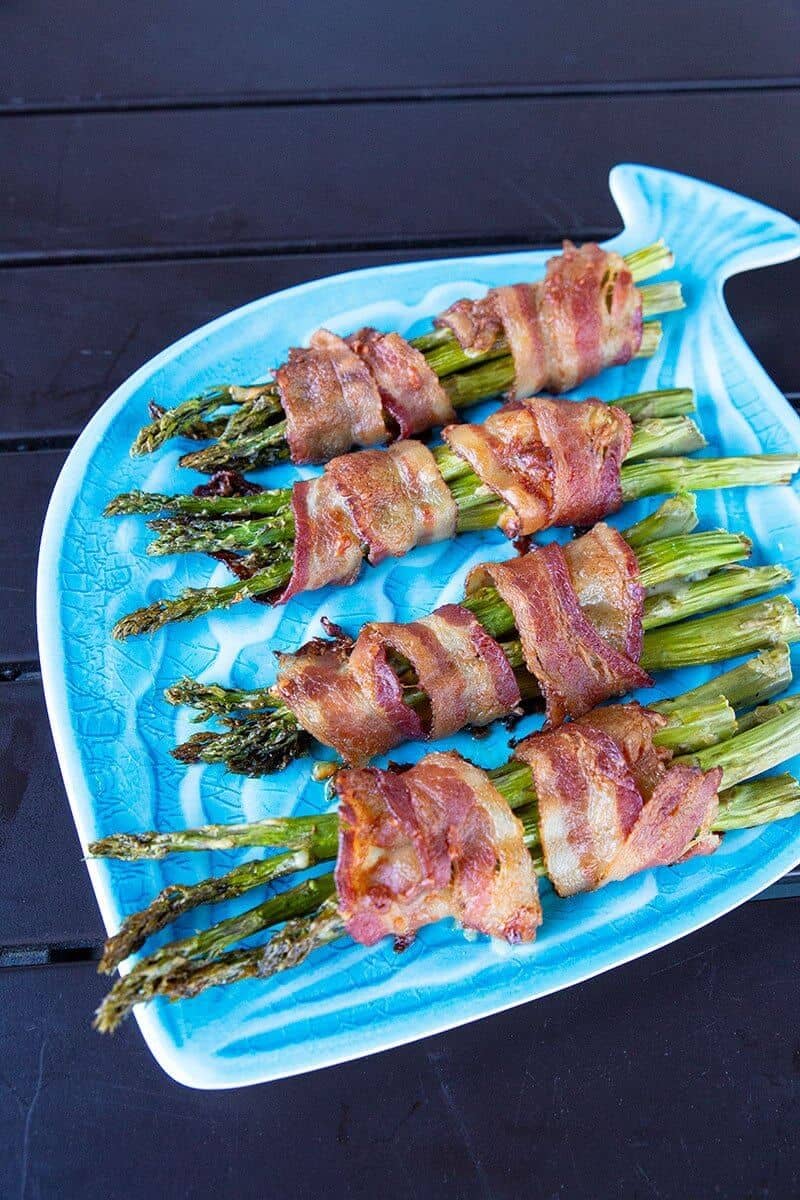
2, 900, 799, 1197
4, 253, 798, 443
1, 451, 66, 664
0, 681, 102, 947
2, 93, 798, 262
3, 1, 798, 112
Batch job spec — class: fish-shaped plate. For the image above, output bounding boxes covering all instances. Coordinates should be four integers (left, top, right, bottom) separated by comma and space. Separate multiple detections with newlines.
38, 165, 800, 1088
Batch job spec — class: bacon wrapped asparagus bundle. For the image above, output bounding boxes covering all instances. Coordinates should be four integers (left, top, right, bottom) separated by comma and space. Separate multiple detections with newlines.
90, 652, 800, 1031
109, 386, 800, 636
130, 242, 681, 473
158, 496, 798, 777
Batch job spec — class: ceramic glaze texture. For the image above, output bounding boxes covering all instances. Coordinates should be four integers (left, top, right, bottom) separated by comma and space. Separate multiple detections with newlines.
38, 165, 800, 1088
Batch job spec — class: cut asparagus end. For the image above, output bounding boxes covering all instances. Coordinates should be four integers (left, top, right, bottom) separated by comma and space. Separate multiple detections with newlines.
715, 774, 800, 831
622, 492, 699, 549
677, 705, 800, 789
641, 597, 800, 673
624, 240, 675, 283
621, 454, 800, 502
652, 644, 794, 717
643, 566, 792, 630
636, 530, 752, 590
636, 322, 662, 358
614, 389, 695, 422
655, 696, 737, 755
639, 282, 686, 318
626, 417, 706, 463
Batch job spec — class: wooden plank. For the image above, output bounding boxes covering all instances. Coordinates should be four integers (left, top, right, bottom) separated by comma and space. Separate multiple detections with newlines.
0, 451, 65, 664
1, 93, 798, 261
3, 2, 798, 111
2, 900, 799, 1197
2, 253, 799, 443
0, 680, 103, 946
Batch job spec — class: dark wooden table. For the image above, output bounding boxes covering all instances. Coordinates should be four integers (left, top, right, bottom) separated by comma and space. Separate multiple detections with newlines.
3, 5, 800, 1196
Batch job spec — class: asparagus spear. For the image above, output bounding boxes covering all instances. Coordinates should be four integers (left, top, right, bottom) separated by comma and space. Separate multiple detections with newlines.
130, 243, 678, 461
92, 695, 800, 1032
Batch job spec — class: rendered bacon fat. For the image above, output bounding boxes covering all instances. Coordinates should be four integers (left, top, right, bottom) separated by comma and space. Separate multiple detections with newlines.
335, 751, 542, 946
277, 440, 457, 602
514, 704, 722, 896
467, 525, 649, 728
444, 395, 633, 537
436, 242, 642, 397
275, 605, 519, 765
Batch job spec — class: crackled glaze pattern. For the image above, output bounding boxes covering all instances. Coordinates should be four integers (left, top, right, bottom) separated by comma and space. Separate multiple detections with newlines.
38, 166, 800, 1088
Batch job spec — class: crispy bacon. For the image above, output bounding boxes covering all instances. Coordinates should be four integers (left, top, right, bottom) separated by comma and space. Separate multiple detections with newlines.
278, 441, 457, 602
276, 604, 519, 765
348, 327, 456, 437
514, 705, 721, 896
444, 396, 631, 537
467, 530, 650, 726
276, 474, 364, 604
325, 440, 457, 564
310, 329, 387, 446
276, 474, 363, 603
436, 243, 642, 397
274, 637, 422, 767
335, 751, 542, 946
276, 334, 387, 464
350, 604, 520, 739
562, 522, 645, 662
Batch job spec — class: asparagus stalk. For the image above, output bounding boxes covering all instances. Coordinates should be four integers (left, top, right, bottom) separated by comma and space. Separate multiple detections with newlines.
130, 243, 677, 460
623, 491, 698, 549
92, 698, 800, 1031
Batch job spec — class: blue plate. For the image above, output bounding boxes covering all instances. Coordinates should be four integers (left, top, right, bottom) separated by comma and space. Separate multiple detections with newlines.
38, 165, 800, 1088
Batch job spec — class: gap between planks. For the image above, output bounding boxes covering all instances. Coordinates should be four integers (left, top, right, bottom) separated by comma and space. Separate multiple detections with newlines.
1, 76, 799, 118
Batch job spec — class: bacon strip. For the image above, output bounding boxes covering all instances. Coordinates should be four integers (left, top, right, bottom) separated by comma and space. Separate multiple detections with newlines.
514, 706, 721, 896
276, 334, 387, 464
467, 531, 650, 726
325, 440, 457, 565
436, 243, 642, 398
276, 604, 519, 765
335, 751, 541, 947
276, 474, 364, 604
562, 522, 645, 662
275, 635, 423, 767
443, 396, 632, 538
350, 604, 520, 739
309, 330, 387, 446
348, 327, 456, 437
278, 441, 456, 602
